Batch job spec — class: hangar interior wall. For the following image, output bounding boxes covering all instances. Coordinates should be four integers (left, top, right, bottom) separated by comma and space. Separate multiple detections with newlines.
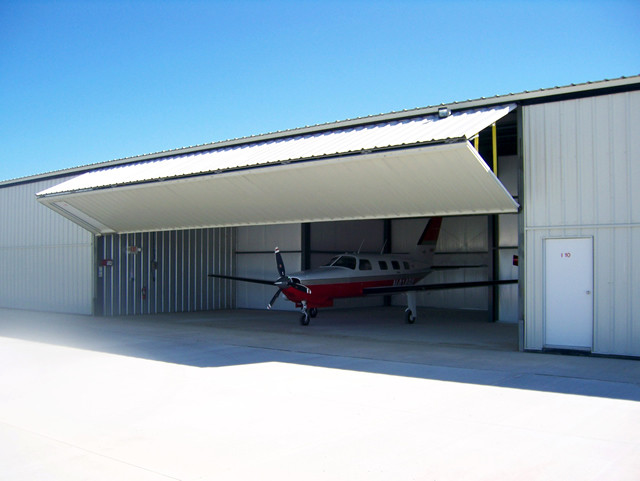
0, 177, 94, 315
236, 224, 301, 311
235, 203, 519, 319
97, 227, 236, 316
524, 91, 640, 356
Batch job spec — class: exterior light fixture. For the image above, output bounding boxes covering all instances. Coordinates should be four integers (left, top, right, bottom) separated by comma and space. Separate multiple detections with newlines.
438, 107, 450, 118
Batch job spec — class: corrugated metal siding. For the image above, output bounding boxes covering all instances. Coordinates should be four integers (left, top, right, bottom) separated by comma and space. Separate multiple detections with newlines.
39, 105, 516, 196
0, 178, 94, 314
524, 91, 640, 355
0, 177, 92, 247
97, 227, 235, 316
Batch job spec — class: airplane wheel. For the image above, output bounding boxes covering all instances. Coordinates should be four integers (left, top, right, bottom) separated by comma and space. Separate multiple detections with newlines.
404, 308, 416, 324
309, 308, 318, 318
300, 311, 311, 326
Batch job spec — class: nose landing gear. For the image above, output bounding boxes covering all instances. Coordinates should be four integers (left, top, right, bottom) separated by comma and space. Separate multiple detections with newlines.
299, 302, 318, 326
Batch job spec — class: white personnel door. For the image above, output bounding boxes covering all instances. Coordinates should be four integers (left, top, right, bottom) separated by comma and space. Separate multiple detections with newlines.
544, 237, 593, 349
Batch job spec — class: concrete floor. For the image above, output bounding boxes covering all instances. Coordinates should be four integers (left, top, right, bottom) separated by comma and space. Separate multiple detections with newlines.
1, 307, 639, 480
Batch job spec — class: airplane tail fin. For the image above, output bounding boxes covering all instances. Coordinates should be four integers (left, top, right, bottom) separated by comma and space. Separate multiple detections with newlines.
411, 217, 442, 265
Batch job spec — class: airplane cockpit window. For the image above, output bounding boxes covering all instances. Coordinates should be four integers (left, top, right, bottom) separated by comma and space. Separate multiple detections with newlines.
391, 260, 400, 270
359, 259, 372, 270
321, 257, 339, 267
327, 255, 357, 270
403, 261, 410, 270
378, 261, 388, 270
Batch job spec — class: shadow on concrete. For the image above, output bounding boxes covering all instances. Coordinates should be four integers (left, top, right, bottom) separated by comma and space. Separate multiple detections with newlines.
1, 307, 639, 401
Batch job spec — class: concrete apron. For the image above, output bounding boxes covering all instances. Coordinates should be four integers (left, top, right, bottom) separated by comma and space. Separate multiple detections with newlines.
1, 308, 639, 480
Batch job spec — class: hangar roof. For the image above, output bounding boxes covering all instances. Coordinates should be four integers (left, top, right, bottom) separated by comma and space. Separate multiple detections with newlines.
38, 104, 514, 196
2, 74, 638, 188
36, 104, 519, 234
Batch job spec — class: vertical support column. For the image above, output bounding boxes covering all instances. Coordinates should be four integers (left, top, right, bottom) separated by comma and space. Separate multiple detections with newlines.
487, 215, 498, 322
488, 122, 499, 322
492, 123, 498, 175
383, 219, 392, 307
301, 223, 311, 270
94, 235, 103, 316
517, 106, 525, 351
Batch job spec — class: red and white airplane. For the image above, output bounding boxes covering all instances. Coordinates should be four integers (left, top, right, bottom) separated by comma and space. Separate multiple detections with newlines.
209, 217, 517, 325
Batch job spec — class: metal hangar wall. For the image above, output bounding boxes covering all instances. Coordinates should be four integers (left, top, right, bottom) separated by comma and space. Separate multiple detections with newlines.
522, 89, 640, 356
0, 176, 94, 315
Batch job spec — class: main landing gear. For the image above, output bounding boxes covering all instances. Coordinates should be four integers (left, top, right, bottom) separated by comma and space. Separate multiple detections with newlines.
299, 301, 318, 326
405, 291, 417, 324
404, 308, 416, 324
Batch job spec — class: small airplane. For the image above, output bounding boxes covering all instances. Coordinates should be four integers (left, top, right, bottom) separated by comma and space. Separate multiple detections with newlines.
208, 217, 517, 325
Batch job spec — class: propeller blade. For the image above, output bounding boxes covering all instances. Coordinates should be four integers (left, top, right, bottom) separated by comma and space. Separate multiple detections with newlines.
275, 247, 285, 277
267, 290, 281, 309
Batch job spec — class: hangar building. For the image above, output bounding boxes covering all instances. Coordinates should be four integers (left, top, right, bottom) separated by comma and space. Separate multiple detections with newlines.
1, 76, 638, 357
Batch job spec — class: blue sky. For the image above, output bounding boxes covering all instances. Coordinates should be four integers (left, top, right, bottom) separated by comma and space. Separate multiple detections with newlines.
1, 0, 638, 182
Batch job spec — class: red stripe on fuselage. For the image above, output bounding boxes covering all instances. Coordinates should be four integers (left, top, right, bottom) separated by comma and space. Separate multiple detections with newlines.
282, 277, 423, 309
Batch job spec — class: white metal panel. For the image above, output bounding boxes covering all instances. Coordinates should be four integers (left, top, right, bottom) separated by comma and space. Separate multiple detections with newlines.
0, 244, 93, 315
499, 214, 518, 248
0, 177, 93, 248
237, 224, 301, 252
524, 91, 640, 355
0, 178, 94, 314
525, 92, 640, 229
38, 105, 516, 196
497, 155, 519, 197
38, 142, 519, 234
236, 224, 300, 311
310, 220, 384, 255
236, 252, 299, 311
391, 217, 489, 310
498, 249, 519, 321
437, 215, 488, 253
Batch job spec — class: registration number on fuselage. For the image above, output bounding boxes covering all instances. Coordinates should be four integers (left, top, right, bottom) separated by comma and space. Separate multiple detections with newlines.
392, 278, 415, 287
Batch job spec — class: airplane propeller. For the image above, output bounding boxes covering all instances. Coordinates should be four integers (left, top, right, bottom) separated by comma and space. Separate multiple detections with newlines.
268, 247, 311, 308
208, 247, 311, 309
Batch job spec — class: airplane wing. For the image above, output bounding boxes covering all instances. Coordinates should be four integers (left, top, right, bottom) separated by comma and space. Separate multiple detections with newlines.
363, 279, 517, 295
207, 273, 275, 286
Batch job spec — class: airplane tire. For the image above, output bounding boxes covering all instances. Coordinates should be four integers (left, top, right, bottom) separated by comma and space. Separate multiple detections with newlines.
309, 308, 318, 318
404, 308, 416, 324
300, 312, 311, 326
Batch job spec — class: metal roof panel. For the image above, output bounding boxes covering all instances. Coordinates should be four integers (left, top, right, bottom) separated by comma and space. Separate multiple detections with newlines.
38, 104, 515, 197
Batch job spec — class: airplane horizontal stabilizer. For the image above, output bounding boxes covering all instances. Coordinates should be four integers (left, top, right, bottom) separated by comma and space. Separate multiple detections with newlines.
363, 278, 517, 295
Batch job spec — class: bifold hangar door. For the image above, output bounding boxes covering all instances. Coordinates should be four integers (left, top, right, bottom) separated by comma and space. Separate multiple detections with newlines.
36, 104, 519, 234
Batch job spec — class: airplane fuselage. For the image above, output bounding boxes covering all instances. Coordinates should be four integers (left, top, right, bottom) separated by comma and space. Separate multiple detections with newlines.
282, 253, 433, 308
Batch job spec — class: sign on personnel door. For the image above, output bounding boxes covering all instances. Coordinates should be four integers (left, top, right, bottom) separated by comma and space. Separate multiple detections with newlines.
544, 237, 593, 349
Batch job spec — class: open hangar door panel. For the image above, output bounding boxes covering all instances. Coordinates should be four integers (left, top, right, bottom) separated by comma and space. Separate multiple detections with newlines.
36, 104, 518, 235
